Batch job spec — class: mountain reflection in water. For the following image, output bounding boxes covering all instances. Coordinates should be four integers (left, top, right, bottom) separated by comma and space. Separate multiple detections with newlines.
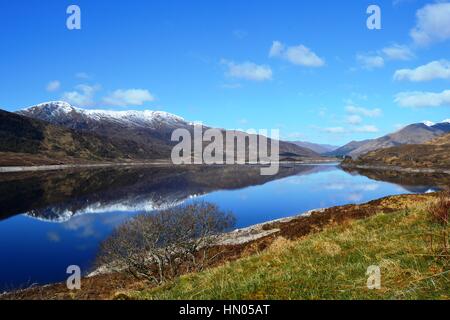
0, 164, 334, 222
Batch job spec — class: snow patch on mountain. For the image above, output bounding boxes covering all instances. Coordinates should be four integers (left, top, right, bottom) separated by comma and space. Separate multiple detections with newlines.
21, 101, 187, 128
423, 121, 435, 127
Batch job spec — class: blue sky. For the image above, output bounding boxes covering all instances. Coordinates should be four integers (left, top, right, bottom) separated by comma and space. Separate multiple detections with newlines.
1, 0, 450, 145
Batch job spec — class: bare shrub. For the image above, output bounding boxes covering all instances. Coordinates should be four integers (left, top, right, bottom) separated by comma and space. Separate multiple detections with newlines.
428, 192, 450, 226
96, 202, 236, 284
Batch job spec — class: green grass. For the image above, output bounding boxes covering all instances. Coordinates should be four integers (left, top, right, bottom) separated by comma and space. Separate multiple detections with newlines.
130, 203, 449, 300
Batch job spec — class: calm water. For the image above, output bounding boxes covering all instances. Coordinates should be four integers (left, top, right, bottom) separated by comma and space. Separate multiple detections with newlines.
0, 164, 443, 291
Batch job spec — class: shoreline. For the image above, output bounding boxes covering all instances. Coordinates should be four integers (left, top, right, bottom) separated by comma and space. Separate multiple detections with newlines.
185, 208, 322, 246
341, 163, 450, 175
0, 159, 340, 173
0, 161, 173, 173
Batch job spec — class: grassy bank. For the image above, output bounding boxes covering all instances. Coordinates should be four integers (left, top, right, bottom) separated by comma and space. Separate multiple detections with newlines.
130, 197, 449, 300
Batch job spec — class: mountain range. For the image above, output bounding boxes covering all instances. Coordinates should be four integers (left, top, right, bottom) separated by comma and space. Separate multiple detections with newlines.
3, 101, 450, 166
327, 121, 450, 158
291, 141, 338, 154
0, 101, 319, 166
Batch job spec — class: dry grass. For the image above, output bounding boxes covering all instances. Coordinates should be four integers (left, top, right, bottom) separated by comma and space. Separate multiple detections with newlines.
266, 237, 296, 253
311, 240, 342, 257
129, 197, 449, 300
428, 192, 450, 226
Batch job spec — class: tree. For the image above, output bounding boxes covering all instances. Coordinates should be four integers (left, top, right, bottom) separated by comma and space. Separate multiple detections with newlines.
96, 202, 236, 284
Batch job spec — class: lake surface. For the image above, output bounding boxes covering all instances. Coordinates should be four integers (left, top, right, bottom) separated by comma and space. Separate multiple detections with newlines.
0, 163, 444, 291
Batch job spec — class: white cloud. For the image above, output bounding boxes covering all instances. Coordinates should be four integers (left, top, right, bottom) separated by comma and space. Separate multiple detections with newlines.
346, 115, 363, 125
103, 89, 155, 106
269, 41, 325, 67
62, 84, 99, 107
322, 125, 379, 134
354, 125, 379, 133
269, 41, 284, 57
394, 60, 450, 82
410, 2, 450, 46
356, 54, 384, 69
346, 105, 382, 117
381, 44, 414, 60
394, 90, 450, 108
325, 127, 346, 134
222, 60, 272, 81
46, 80, 61, 92
355, 44, 413, 70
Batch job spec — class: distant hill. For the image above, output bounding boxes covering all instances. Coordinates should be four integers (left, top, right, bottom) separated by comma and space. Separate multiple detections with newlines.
291, 141, 338, 154
325, 140, 370, 157
328, 121, 450, 158
342, 132, 450, 170
0, 109, 155, 166
0, 101, 320, 166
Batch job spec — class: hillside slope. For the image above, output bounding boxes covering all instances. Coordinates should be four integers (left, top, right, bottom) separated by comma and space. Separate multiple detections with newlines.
326, 140, 370, 157
0, 109, 167, 166
342, 133, 450, 170
328, 122, 450, 158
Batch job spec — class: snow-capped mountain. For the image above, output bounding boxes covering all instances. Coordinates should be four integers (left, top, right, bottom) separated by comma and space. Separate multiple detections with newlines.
16, 101, 320, 159
18, 101, 189, 130
16, 101, 194, 159
423, 119, 450, 127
